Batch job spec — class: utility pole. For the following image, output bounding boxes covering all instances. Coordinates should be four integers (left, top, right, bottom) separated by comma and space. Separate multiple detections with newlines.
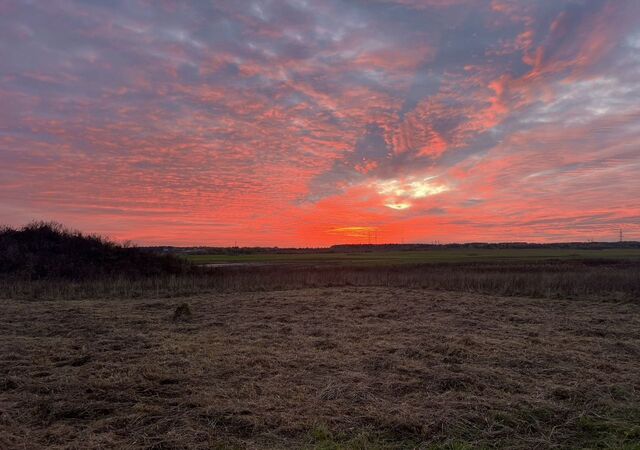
619, 228, 623, 242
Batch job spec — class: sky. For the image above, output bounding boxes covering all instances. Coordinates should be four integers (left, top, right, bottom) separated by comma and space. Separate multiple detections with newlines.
1, 0, 639, 246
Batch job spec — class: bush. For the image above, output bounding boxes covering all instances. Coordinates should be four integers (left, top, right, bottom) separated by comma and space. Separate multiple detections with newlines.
0, 221, 193, 280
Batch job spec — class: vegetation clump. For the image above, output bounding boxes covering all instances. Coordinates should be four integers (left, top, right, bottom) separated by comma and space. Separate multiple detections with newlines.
172, 303, 192, 322
0, 221, 192, 280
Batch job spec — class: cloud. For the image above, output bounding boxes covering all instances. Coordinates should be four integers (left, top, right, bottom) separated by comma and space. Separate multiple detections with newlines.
373, 176, 450, 209
1, 0, 639, 245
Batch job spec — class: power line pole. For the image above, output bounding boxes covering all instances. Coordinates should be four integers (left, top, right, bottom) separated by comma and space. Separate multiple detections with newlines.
619, 228, 623, 242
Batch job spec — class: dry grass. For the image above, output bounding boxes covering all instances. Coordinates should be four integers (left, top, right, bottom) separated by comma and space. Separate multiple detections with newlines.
2, 260, 639, 301
2, 287, 640, 448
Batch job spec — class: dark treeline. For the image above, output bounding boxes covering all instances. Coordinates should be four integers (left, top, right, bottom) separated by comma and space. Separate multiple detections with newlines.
144, 241, 640, 255
330, 241, 640, 251
0, 222, 193, 280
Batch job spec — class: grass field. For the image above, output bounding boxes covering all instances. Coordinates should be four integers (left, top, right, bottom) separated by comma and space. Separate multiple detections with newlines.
2, 287, 639, 449
3, 259, 639, 301
187, 248, 640, 266
3, 226, 640, 448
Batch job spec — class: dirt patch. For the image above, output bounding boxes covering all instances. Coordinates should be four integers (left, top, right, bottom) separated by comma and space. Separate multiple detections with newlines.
1, 288, 639, 448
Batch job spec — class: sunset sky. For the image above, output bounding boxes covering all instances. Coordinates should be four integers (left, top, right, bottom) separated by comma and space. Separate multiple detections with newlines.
1, 0, 639, 246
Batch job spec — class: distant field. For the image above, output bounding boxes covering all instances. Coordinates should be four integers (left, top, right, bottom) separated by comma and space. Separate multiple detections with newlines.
187, 248, 640, 266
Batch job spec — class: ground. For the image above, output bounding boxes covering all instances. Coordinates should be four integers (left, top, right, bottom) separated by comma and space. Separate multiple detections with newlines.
1, 287, 639, 449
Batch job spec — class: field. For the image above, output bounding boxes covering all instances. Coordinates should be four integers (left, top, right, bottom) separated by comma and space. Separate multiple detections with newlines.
2, 286, 640, 449
187, 248, 640, 266
2, 228, 640, 449
3, 259, 639, 301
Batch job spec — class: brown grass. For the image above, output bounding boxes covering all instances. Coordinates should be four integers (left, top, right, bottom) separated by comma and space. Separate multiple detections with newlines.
2, 260, 639, 301
2, 287, 640, 448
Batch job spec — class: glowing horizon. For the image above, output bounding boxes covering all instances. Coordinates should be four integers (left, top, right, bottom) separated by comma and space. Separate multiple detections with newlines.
1, 1, 639, 246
